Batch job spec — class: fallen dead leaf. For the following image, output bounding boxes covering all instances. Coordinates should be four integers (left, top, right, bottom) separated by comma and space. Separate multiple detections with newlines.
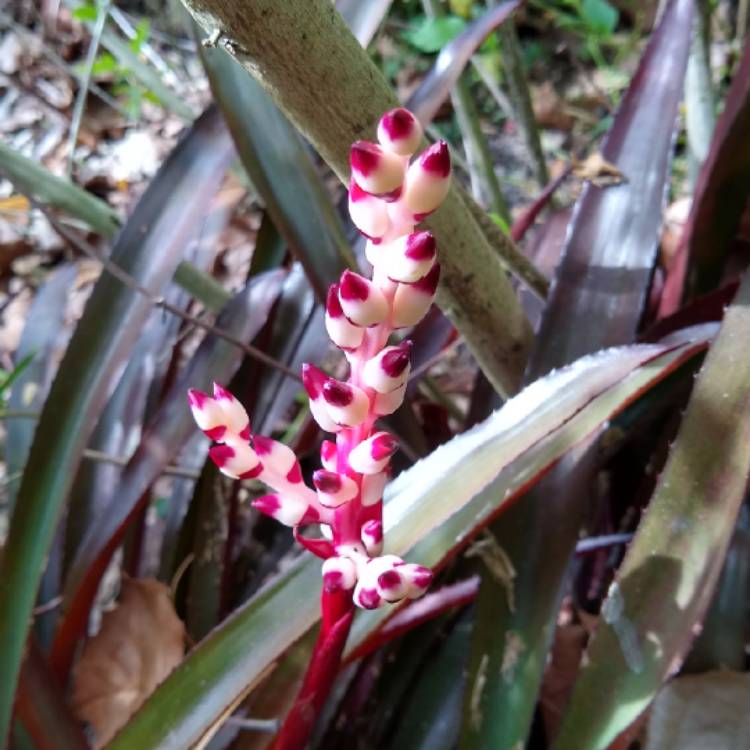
71, 577, 185, 748
532, 82, 576, 131
572, 152, 626, 187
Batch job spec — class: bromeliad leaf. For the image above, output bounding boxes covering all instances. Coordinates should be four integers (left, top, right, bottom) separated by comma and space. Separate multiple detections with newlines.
107, 327, 713, 749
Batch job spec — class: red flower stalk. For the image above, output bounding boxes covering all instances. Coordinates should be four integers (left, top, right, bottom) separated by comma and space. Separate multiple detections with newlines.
187, 107, 451, 748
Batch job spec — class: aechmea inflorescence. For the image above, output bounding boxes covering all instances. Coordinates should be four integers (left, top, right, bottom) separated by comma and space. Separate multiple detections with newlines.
188, 108, 450, 610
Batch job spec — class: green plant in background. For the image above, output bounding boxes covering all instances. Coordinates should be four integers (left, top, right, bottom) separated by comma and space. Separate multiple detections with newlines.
73, 1, 159, 118
533, 0, 620, 65
0, 355, 34, 416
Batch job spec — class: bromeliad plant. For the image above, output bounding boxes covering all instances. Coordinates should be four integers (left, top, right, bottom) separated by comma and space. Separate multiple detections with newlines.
188, 108, 448, 613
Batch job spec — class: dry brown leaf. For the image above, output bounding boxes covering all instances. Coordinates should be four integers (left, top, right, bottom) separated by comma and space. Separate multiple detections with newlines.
572, 152, 626, 187
532, 82, 576, 131
72, 577, 185, 748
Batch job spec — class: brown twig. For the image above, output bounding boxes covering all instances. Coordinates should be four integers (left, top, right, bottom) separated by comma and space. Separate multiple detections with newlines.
16, 190, 302, 383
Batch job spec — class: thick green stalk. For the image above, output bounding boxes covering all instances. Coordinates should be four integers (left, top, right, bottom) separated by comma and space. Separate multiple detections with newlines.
179, 0, 532, 395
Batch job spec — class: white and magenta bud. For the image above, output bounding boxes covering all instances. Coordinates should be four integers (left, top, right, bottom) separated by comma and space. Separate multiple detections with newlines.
320, 440, 338, 472
325, 283, 365, 350
302, 363, 341, 433
353, 583, 383, 610
350, 141, 405, 199
375, 567, 409, 603
252, 435, 302, 484
349, 431, 398, 474
392, 263, 440, 328
212, 383, 250, 436
313, 470, 359, 508
322, 556, 358, 592
363, 341, 412, 394
209, 441, 262, 480
401, 141, 451, 218
402, 563, 434, 598
252, 493, 309, 527
361, 519, 384, 556
377, 108, 422, 156
361, 470, 389, 507
373, 383, 407, 417
382, 231, 437, 283
322, 379, 369, 427
187, 389, 227, 441
338, 270, 389, 327
349, 180, 390, 240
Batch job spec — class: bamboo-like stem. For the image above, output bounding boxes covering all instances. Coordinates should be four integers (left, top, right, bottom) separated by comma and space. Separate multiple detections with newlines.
67, 0, 112, 177
496, 21, 549, 187
452, 77, 510, 220
179, 0, 532, 396
685, 0, 715, 183
422, 0, 510, 220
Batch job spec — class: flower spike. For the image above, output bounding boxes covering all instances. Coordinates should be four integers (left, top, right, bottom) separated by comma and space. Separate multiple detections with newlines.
187, 108, 450, 612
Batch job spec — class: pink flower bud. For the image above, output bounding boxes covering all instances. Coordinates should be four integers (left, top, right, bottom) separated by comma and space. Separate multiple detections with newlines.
402, 563, 434, 598
349, 431, 398, 474
322, 556, 358, 592
320, 440, 338, 471
354, 584, 383, 610
252, 493, 308, 527
391, 263, 440, 328
348, 180, 390, 240
401, 141, 451, 217
377, 108, 422, 156
212, 383, 250, 436
376, 568, 408, 603
338, 270, 389, 327
350, 141, 405, 197
325, 284, 364, 349
373, 382, 407, 417
302, 363, 341, 433
361, 519, 383, 556
382, 231, 437, 283
187, 389, 226, 440
252, 435, 301, 483
313, 469, 359, 508
209, 441, 262, 479
362, 341, 411, 394
361, 470, 388, 507
322, 379, 369, 427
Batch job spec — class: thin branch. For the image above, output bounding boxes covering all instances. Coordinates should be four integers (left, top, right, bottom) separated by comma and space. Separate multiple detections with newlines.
82, 448, 202, 479
67, 0, 112, 177
408, 338, 462, 383
10, 186, 302, 383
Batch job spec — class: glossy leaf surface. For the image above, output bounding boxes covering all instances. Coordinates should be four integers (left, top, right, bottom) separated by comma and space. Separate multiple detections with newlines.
463, 1, 695, 744
0, 107, 234, 742
51, 270, 285, 679
108, 328, 712, 748
555, 273, 750, 749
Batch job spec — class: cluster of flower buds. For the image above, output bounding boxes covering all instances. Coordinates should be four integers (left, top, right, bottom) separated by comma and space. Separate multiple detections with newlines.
188, 108, 450, 610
